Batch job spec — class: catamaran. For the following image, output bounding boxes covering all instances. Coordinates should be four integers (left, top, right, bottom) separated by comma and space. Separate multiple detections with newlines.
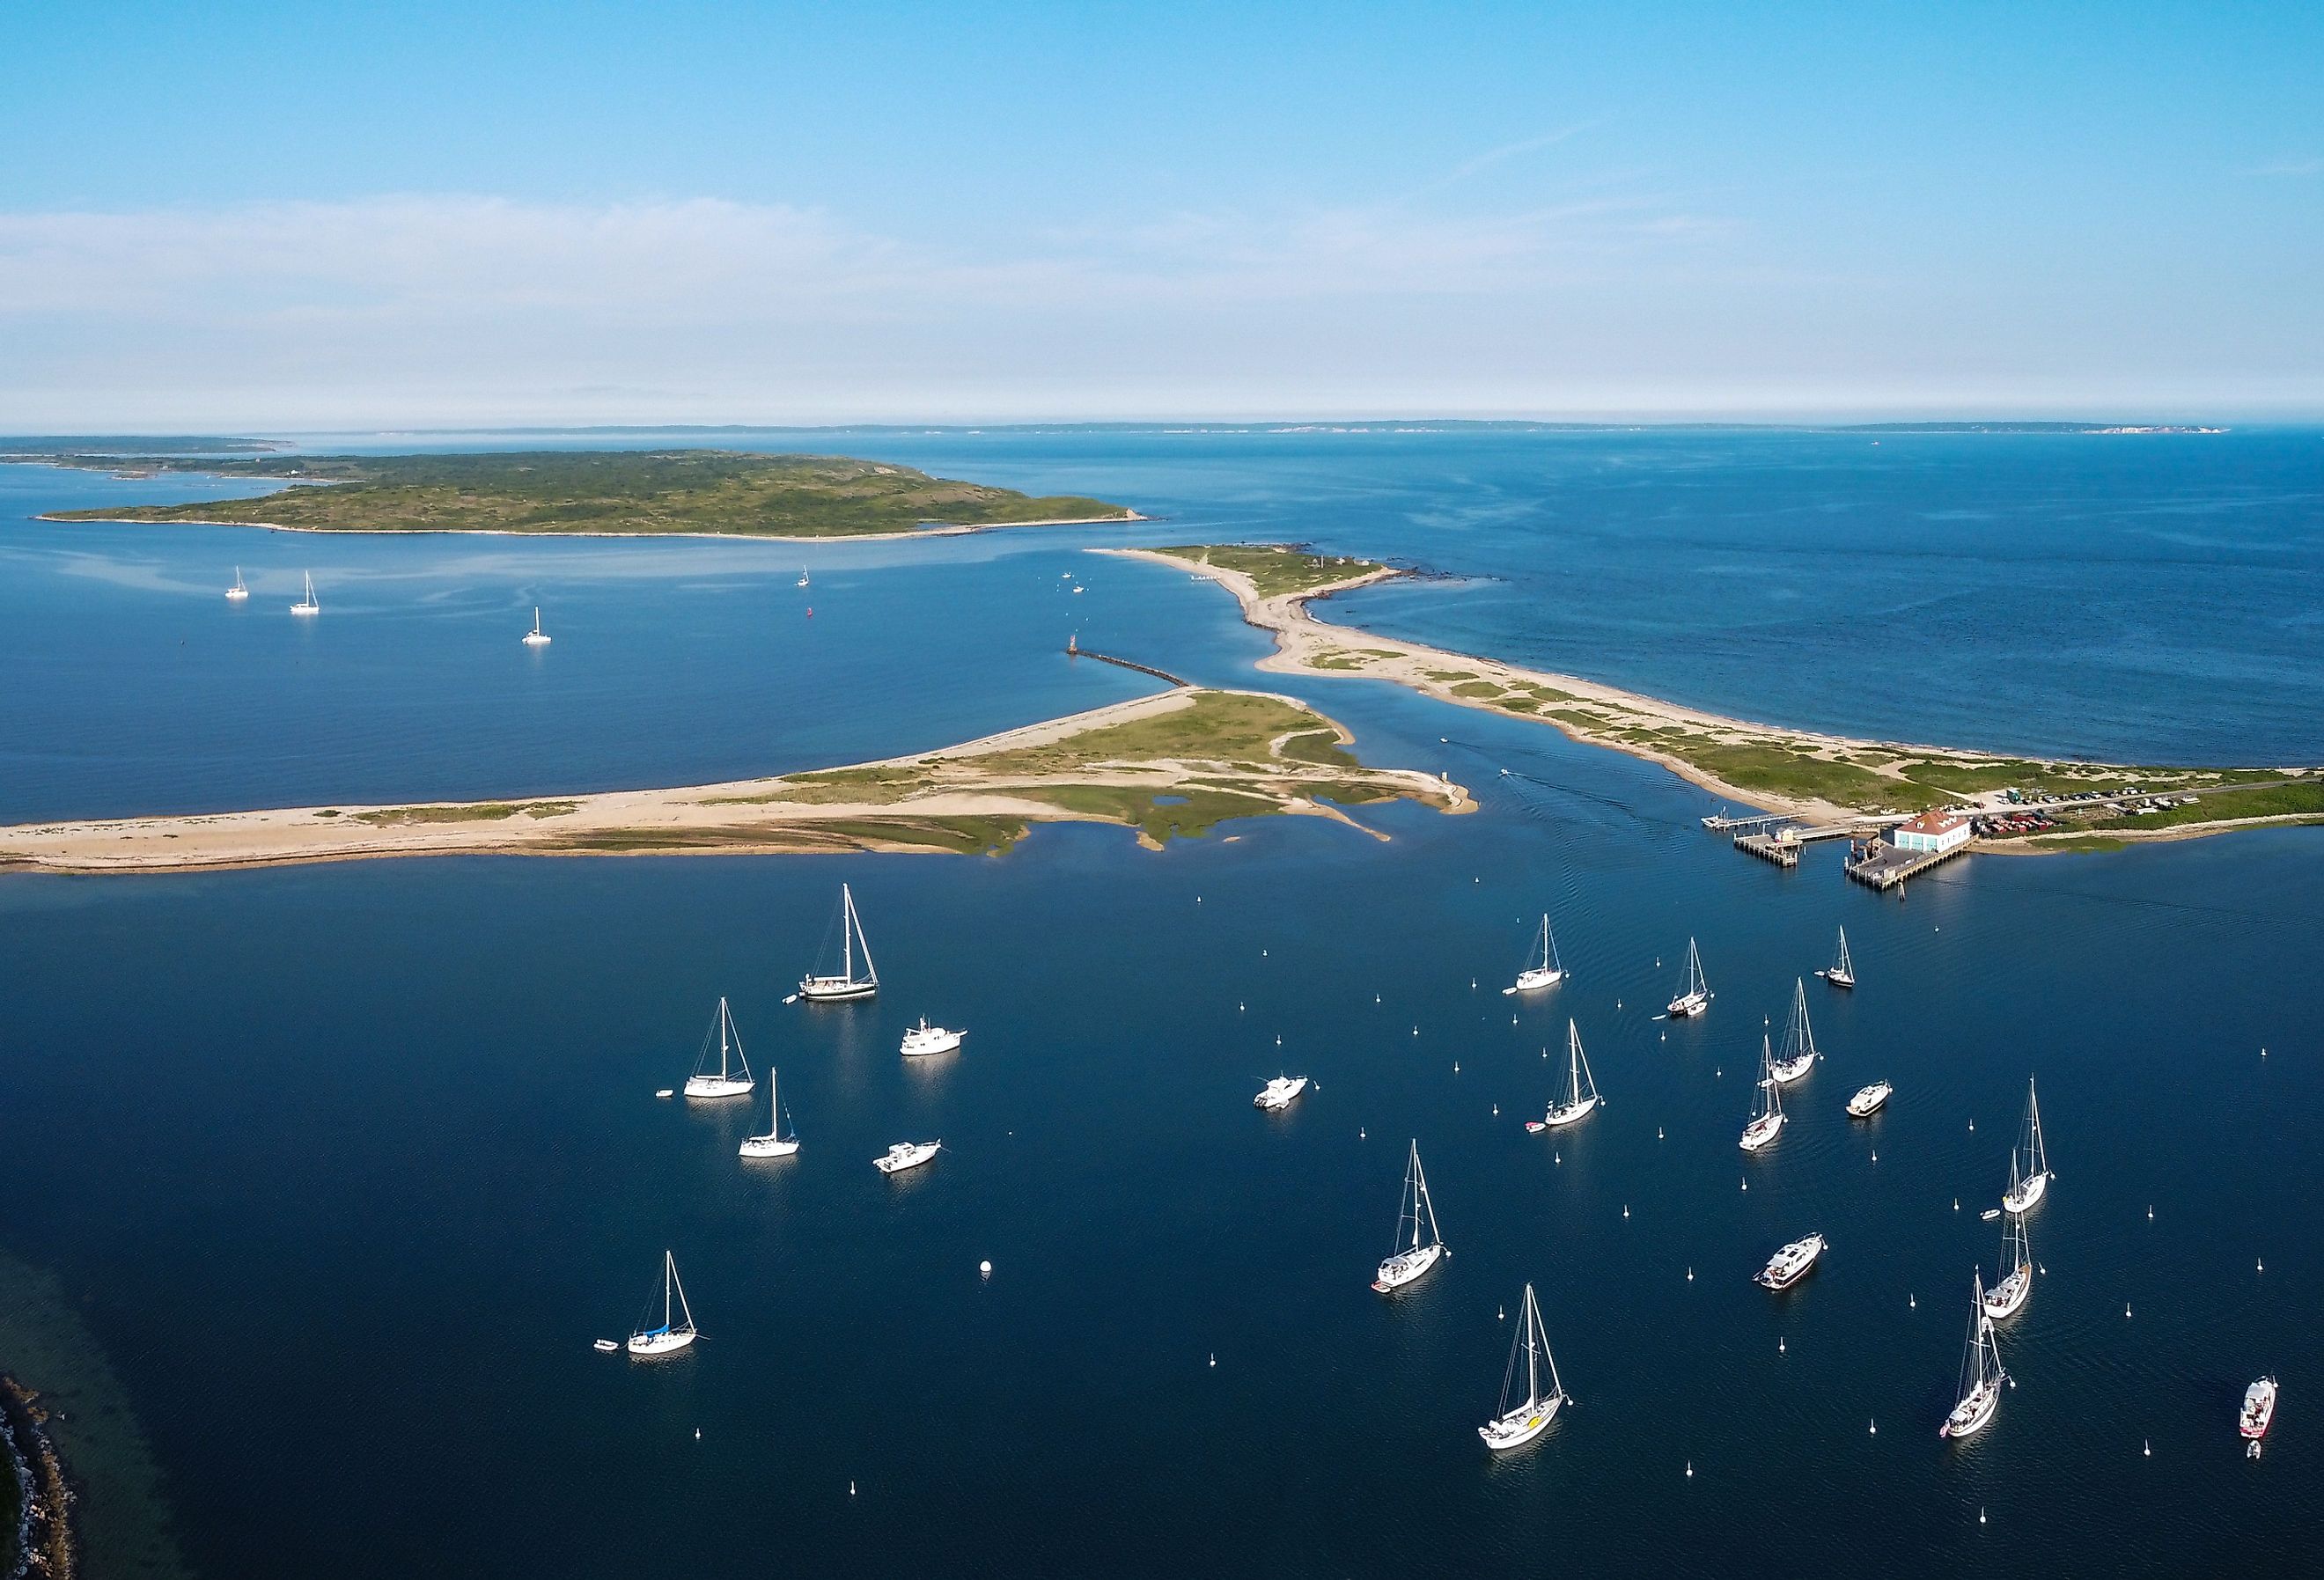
626, 1250, 697, 1356
900, 1018, 964, 1057
1372, 1141, 1447, 1292
1254, 1075, 1309, 1111
1755, 1232, 1827, 1291
1506, 914, 1564, 995
2001, 1077, 2053, 1214
1983, 1197, 2033, 1320
798, 883, 879, 1002
522, 606, 551, 646
1846, 1081, 1894, 1118
2241, 1377, 2279, 1442
289, 572, 320, 616
1478, 1282, 1570, 1451
1940, 1275, 2008, 1438
1818, 926, 1856, 988
738, 1067, 799, 1157
1768, 979, 1820, 1084
1535, 1020, 1600, 1129
1667, 937, 1711, 1018
225, 567, 249, 601
1739, 1033, 1786, 1151
873, 1140, 940, 1174
682, 996, 756, 1099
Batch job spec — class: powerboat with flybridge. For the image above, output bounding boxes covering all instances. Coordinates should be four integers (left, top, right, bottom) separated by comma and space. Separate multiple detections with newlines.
682, 996, 756, 1099
798, 883, 879, 1002
1767, 979, 1821, 1084
873, 1140, 940, 1174
1667, 937, 1711, 1018
1739, 1033, 1785, 1151
1372, 1140, 1447, 1292
738, 1066, 800, 1157
900, 1018, 964, 1057
1754, 1232, 1826, 1290
1982, 1195, 2033, 1319
1532, 1019, 1600, 1130
1254, 1075, 1308, 1111
1506, 914, 1564, 994
1817, 925, 1855, 988
2241, 1377, 2278, 1444
1940, 1274, 2008, 1438
2001, 1077, 2053, 1213
1478, 1282, 1570, 1451
626, 1250, 697, 1357
1847, 1081, 1893, 1117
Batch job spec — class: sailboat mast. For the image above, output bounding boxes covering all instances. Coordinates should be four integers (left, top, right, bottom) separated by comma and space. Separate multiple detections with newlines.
841, 886, 854, 981
1524, 1287, 1541, 1406
665, 1252, 674, 1329
718, 996, 732, 1078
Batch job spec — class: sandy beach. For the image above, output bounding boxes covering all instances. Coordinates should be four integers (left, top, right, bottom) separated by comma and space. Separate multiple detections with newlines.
36, 509, 1148, 543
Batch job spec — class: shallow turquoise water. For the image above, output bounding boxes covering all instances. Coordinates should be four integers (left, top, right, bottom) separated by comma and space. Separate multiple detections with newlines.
1, 435, 2319, 1576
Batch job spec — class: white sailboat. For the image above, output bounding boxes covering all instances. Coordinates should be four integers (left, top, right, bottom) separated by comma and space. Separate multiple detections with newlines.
738, 1067, 799, 1157
1537, 1020, 1600, 1129
289, 571, 320, 615
798, 883, 879, 1002
873, 1139, 941, 1174
522, 606, 551, 646
1506, 914, 1564, 994
682, 996, 756, 1099
1768, 979, 1820, 1084
626, 1250, 697, 1356
1940, 1274, 2008, 1437
1739, 1033, 1785, 1151
224, 567, 249, 601
798, 569, 811, 588
900, 1018, 964, 1057
1478, 1282, 1570, 1451
1254, 1075, 1309, 1111
1667, 937, 1711, 1018
1372, 1141, 1447, 1291
1982, 1196, 2033, 1319
2001, 1077, 2053, 1214
1818, 926, 1856, 988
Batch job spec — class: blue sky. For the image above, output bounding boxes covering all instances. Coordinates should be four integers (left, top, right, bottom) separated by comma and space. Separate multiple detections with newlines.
4, 2, 2319, 426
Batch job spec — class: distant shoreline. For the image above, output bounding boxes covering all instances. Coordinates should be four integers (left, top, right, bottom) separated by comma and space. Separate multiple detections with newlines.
30, 510, 1147, 542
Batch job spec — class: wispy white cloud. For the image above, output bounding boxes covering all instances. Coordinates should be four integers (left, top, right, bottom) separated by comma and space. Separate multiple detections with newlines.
2249, 157, 2322, 177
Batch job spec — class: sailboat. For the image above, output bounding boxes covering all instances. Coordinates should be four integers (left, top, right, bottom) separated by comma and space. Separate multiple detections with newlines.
1739, 1033, 1785, 1151
224, 567, 249, 601
2001, 1077, 2053, 1214
1536, 1020, 1600, 1129
798, 569, 811, 588
289, 571, 320, 615
521, 606, 551, 646
1478, 1282, 1570, 1451
1506, 914, 1564, 995
798, 883, 879, 1002
1939, 1275, 2008, 1437
626, 1250, 698, 1356
1818, 926, 1856, 988
1768, 979, 1820, 1084
1982, 1197, 2033, 1319
682, 996, 756, 1099
738, 1067, 799, 1157
1666, 937, 1711, 1018
1372, 1141, 1447, 1291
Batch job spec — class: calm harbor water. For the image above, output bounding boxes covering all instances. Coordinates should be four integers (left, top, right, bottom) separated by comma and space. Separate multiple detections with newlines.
2, 433, 2320, 1576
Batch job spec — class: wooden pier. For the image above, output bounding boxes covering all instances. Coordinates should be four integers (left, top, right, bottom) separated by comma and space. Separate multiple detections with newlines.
1845, 837, 1971, 891
1065, 635, 1189, 688
1734, 832, 1800, 867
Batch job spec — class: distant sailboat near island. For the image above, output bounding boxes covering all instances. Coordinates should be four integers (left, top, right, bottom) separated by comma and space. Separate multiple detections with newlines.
289, 571, 320, 616
1666, 937, 1711, 1018
522, 606, 551, 646
1505, 913, 1564, 995
683, 996, 755, 1099
797, 883, 878, 1003
1818, 926, 1855, 988
224, 567, 249, 601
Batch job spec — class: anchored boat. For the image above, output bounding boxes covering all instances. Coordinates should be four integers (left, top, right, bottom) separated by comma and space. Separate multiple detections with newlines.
1767, 979, 1820, 1085
1372, 1141, 1447, 1291
522, 606, 551, 646
2241, 1377, 2279, 1442
1739, 1033, 1786, 1152
1755, 1232, 1827, 1291
1507, 914, 1565, 995
798, 883, 879, 1002
290, 571, 320, 616
873, 1140, 941, 1174
225, 567, 249, 601
683, 996, 756, 1099
1254, 1075, 1309, 1111
1982, 1198, 2033, 1320
1940, 1274, 2008, 1438
900, 1018, 964, 1057
1818, 926, 1856, 988
2001, 1077, 2054, 1214
738, 1067, 800, 1157
1667, 937, 1711, 1018
1847, 1081, 1893, 1117
1478, 1282, 1570, 1451
626, 1250, 698, 1357
1537, 1020, 1600, 1129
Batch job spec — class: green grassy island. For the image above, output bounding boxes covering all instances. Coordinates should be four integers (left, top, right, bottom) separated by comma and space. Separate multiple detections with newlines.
34, 450, 1138, 538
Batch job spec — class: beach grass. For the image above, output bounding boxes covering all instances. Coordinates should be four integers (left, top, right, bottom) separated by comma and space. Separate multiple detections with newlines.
1153, 543, 1392, 599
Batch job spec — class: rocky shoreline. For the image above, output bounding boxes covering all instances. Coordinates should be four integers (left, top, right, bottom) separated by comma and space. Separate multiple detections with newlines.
1, 1375, 76, 1579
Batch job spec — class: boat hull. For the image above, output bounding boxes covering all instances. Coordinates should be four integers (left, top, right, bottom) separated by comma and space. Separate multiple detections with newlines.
1755, 1236, 1826, 1290
1846, 1084, 1892, 1117
1825, 972, 1855, 989
2242, 1379, 2278, 1440
1480, 1395, 1562, 1451
1667, 992, 1709, 1018
1373, 1243, 1445, 1292
1769, 1055, 1816, 1085
1739, 1113, 1785, 1152
1512, 967, 1563, 993
739, 1135, 800, 1158
799, 977, 876, 1002
1541, 1095, 1598, 1128
684, 1075, 754, 1099
1982, 1267, 2031, 1320
627, 1329, 695, 1357
2003, 1172, 2050, 1214
874, 1143, 940, 1174
901, 1029, 964, 1057
1940, 1379, 2001, 1438
1254, 1077, 1309, 1110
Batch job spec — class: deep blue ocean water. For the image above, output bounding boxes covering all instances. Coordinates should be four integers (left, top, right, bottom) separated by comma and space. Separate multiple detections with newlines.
2, 432, 2320, 1576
